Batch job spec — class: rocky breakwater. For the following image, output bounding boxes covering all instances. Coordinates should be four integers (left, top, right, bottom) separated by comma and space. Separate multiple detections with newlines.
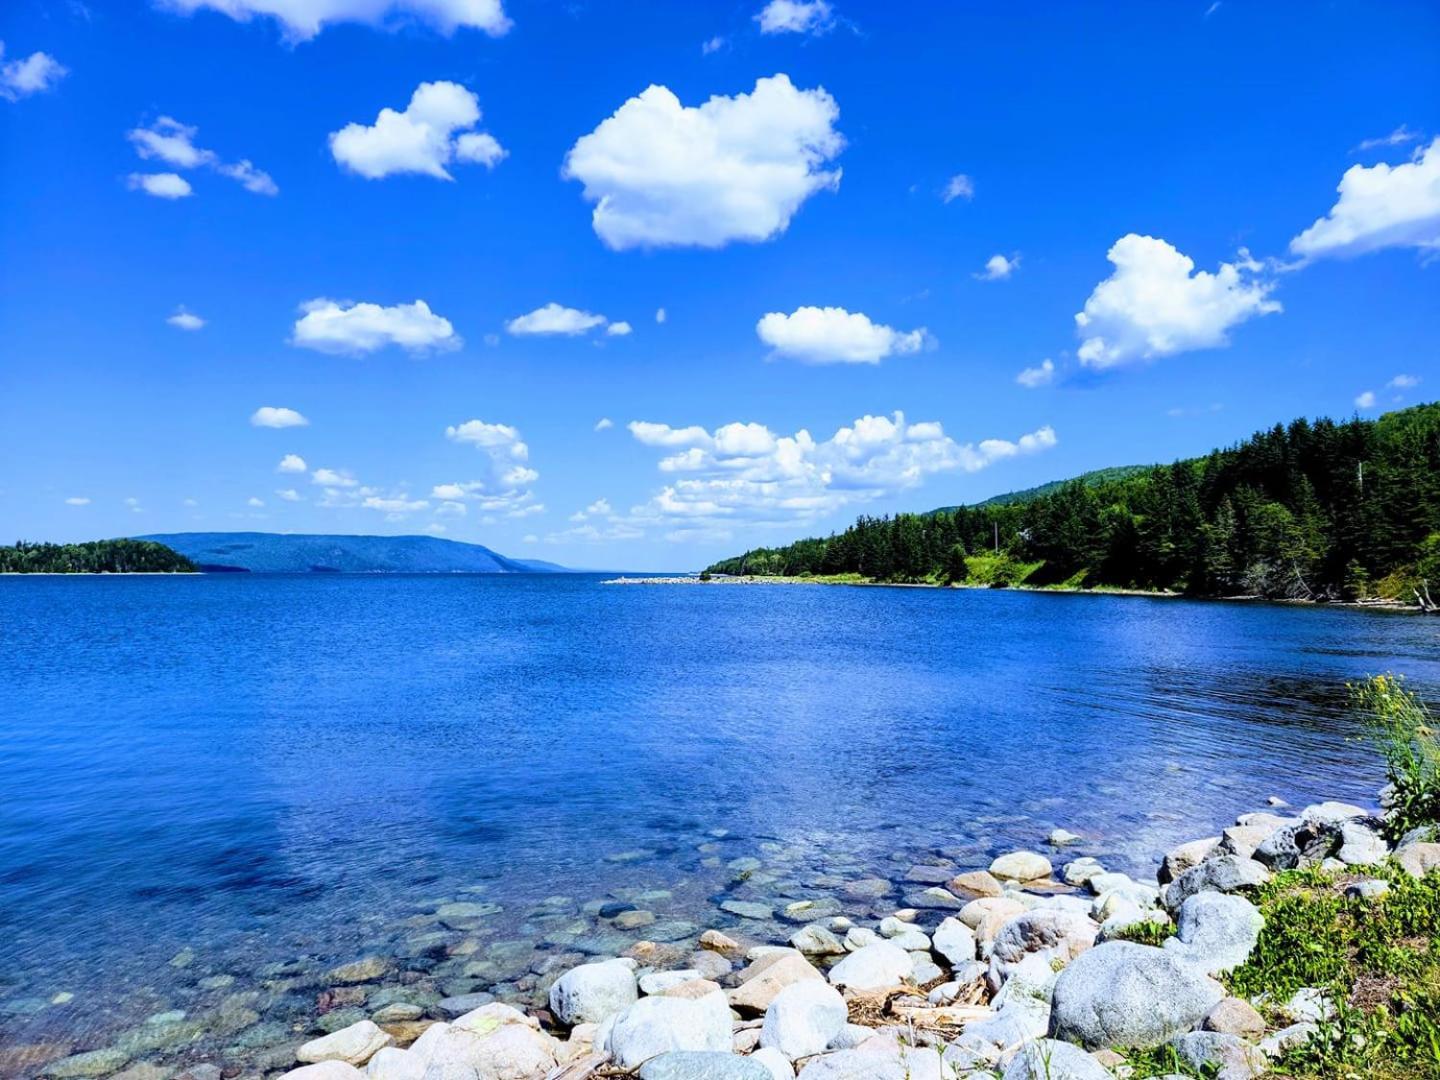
33, 791, 1440, 1080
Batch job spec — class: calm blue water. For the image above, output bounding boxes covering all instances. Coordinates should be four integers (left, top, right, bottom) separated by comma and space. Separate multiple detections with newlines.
2, 575, 1437, 1064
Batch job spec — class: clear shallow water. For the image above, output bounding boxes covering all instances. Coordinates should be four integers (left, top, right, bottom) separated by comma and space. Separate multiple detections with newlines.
2, 575, 1437, 1067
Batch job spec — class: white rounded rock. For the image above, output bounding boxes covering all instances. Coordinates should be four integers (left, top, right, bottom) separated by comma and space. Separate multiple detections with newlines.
826, 941, 913, 991
550, 958, 639, 1025
760, 981, 848, 1060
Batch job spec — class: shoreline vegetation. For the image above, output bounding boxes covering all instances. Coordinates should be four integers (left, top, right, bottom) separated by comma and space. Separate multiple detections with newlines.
604, 573, 1422, 612
0, 539, 196, 574
705, 403, 1440, 612
14, 678, 1440, 1080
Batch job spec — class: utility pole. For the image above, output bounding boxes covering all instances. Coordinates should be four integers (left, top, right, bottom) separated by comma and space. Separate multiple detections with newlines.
993, 522, 999, 553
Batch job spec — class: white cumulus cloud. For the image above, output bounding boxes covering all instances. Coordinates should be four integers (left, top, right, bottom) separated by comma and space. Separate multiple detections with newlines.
436, 419, 537, 516
168, 308, 205, 330
505, 303, 608, 337
1016, 358, 1055, 388
277, 453, 307, 473
1, 44, 68, 101
65, 496, 90, 506
975, 253, 1018, 281
276, 488, 303, 502
756, 305, 929, 365
128, 117, 277, 196
128, 172, 193, 199
1075, 234, 1280, 369
563, 74, 844, 250
755, 0, 834, 35
621, 412, 1057, 535
311, 467, 357, 487
291, 298, 459, 355
1355, 390, 1377, 409
606, 321, 632, 337
1290, 138, 1440, 260
159, 0, 511, 42
329, 81, 505, 180
594, 417, 614, 431
1388, 374, 1421, 389
251, 406, 309, 428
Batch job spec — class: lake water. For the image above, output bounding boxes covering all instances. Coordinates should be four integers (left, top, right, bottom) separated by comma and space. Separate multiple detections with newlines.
2, 575, 1438, 1070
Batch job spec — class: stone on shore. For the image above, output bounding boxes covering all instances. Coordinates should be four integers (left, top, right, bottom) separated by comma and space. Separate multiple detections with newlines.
406, 1004, 558, 1079
760, 981, 848, 1060
989, 851, 1052, 882
700, 929, 745, 958
1204, 997, 1266, 1040
1061, 858, 1106, 887
948, 870, 1004, 897
1165, 892, 1264, 975
826, 941, 914, 991
280, 1064, 363, 1080
297, 1020, 392, 1066
1169, 1031, 1267, 1079
363, 1047, 422, 1080
548, 958, 638, 1026
789, 924, 845, 956
1396, 842, 1440, 878
604, 985, 732, 1070
638, 1051, 773, 1080
931, 917, 977, 966
750, 1046, 794, 1080
1159, 837, 1219, 884
988, 909, 1097, 984
728, 952, 823, 1014
1001, 1039, 1112, 1080
1165, 855, 1270, 910
1049, 941, 1224, 1049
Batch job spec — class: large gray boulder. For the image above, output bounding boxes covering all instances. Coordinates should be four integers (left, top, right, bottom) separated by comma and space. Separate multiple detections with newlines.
405, 1004, 559, 1079
1164, 893, 1263, 975
1001, 1039, 1112, 1080
760, 981, 848, 1060
931, 917, 977, 966
604, 987, 733, 1070
1048, 942, 1224, 1049
1336, 819, 1389, 865
1165, 855, 1270, 910
548, 958, 638, 1026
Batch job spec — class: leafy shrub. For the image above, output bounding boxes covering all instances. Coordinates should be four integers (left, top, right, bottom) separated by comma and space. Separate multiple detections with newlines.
1352, 674, 1440, 840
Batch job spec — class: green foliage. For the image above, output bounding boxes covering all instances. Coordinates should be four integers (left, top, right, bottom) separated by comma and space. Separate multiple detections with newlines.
705, 402, 1440, 602
1107, 919, 1172, 947
1225, 863, 1440, 1079
1352, 675, 1440, 840
963, 552, 1039, 588
0, 539, 196, 574
1119, 1043, 1216, 1078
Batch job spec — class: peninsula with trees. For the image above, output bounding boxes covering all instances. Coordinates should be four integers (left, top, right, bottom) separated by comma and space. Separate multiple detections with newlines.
706, 402, 1440, 608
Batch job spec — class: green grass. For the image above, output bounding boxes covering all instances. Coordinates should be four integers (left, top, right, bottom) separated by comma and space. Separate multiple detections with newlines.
1107, 919, 1172, 948
1351, 674, 1440, 840
1221, 863, 1440, 1079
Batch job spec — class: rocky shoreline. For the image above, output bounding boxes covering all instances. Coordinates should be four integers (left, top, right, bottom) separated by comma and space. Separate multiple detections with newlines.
14, 784, 1438, 1080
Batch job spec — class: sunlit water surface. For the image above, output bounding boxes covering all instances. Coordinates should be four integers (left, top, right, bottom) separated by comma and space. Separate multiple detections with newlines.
2, 575, 1437, 1067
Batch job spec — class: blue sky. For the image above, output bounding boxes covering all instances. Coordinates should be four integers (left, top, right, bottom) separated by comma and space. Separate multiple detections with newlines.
2, 0, 1437, 570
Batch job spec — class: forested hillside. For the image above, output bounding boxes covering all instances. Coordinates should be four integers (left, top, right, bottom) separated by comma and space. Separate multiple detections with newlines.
0, 539, 197, 573
706, 403, 1440, 603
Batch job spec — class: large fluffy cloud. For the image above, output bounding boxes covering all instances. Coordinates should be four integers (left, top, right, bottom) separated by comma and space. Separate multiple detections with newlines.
159, 0, 510, 42
621, 412, 1057, 534
1075, 234, 1280, 368
291, 298, 459, 355
1, 43, 68, 101
1290, 138, 1440, 260
435, 419, 538, 516
330, 81, 505, 180
756, 305, 929, 364
127, 116, 277, 196
563, 74, 843, 250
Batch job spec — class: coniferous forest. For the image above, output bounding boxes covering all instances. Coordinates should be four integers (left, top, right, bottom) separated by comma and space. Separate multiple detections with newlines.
0, 539, 197, 574
706, 403, 1440, 604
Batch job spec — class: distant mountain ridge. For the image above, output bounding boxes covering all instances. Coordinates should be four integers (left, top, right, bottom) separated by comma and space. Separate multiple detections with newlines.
138, 532, 568, 574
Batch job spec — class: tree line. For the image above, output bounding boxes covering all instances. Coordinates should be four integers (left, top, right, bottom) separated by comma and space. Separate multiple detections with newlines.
0, 539, 197, 574
706, 402, 1440, 603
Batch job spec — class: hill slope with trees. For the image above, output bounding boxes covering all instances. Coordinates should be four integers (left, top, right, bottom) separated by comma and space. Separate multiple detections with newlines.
706, 403, 1440, 604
